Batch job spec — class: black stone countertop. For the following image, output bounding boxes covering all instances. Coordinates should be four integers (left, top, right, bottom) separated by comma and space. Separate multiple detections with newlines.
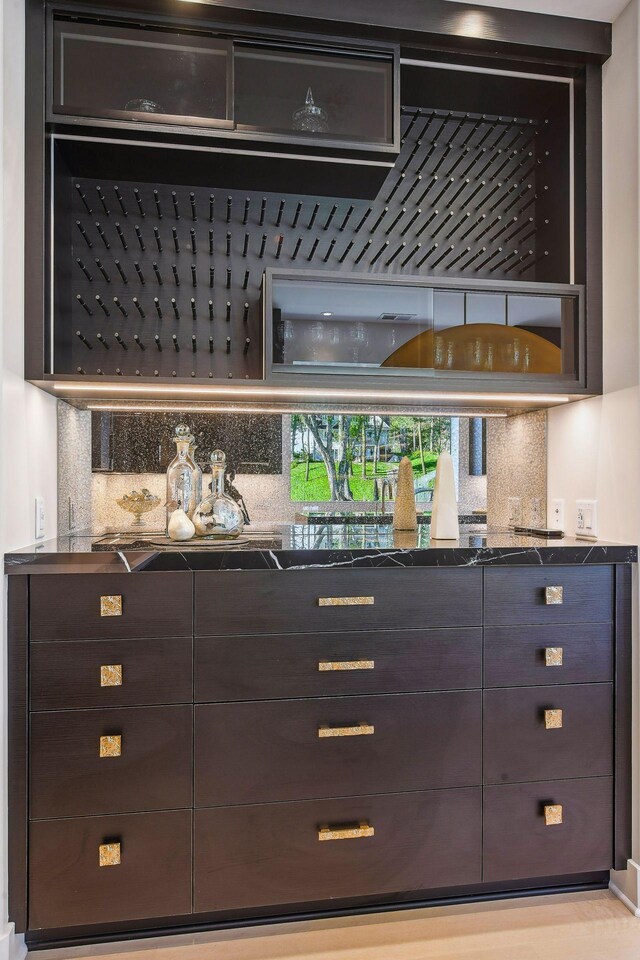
5, 524, 637, 574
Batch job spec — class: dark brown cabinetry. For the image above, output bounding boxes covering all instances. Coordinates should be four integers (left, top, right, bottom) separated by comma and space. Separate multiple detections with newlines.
9, 562, 631, 946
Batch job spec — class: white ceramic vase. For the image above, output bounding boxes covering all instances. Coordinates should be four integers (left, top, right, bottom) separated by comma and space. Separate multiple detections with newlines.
431, 451, 459, 540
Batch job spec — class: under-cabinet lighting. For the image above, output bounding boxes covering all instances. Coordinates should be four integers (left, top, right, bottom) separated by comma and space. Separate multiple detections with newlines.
86, 403, 509, 416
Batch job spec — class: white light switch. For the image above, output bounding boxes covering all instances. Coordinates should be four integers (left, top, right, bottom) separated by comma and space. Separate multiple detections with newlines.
35, 497, 45, 540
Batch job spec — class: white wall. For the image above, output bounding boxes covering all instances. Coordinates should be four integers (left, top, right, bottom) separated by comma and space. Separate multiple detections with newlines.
547, 0, 640, 913
0, 0, 58, 956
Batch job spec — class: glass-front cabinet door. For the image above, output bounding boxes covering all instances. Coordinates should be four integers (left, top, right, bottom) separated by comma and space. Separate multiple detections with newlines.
264, 270, 583, 389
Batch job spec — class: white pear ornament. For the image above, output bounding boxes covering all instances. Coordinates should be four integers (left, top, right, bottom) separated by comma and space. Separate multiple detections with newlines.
167, 508, 195, 542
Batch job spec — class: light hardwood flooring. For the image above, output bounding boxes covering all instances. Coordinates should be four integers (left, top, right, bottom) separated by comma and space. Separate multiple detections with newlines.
35, 891, 640, 960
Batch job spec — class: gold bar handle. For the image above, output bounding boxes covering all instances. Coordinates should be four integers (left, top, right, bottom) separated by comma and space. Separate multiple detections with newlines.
544, 709, 563, 729
318, 723, 374, 738
318, 660, 375, 672
544, 647, 563, 667
99, 842, 121, 866
100, 595, 123, 617
318, 596, 374, 607
318, 821, 374, 842
99, 734, 122, 757
544, 804, 563, 826
100, 664, 123, 687
545, 586, 564, 605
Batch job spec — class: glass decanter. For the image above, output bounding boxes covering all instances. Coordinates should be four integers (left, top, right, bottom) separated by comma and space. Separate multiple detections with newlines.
291, 87, 329, 133
193, 450, 245, 538
189, 435, 204, 513
165, 424, 200, 530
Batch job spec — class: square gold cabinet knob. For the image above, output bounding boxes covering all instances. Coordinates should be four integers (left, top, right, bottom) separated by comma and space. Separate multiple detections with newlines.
99, 734, 122, 758
544, 647, 564, 667
100, 595, 122, 617
100, 664, 123, 687
544, 708, 563, 729
544, 586, 564, 605
99, 842, 121, 867
544, 804, 563, 826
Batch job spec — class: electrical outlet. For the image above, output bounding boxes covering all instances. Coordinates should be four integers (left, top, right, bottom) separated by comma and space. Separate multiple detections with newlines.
35, 497, 45, 540
508, 496, 522, 526
550, 498, 565, 531
576, 499, 598, 538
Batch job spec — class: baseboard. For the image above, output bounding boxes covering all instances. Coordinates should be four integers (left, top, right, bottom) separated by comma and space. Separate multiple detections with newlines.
610, 860, 640, 917
0, 924, 27, 960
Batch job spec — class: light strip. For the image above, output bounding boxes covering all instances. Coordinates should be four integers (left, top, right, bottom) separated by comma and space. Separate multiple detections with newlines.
86, 403, 508, 416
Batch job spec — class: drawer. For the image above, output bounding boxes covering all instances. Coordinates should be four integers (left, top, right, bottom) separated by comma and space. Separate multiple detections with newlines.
484, 566, 613, 626
483, 684, 612, 784
483, 778, 613, 881
29, 809, 191, 930
195, 568, 482, 636
484, 623, 613, 688
30, 637, 193, 711
195, 627, 482, 702
30, 705, 192, 819
195, 691, 481, 806
194, 788, 481, 913
30, 573, 192, 641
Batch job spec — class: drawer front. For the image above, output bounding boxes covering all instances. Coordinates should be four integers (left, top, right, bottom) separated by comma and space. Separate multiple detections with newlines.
194, 788, 481, 913
483, 684, 612, 784
483, 778, 613, 881
195, 568, 482, 636
30, 637, 193, 711
30, 705, 192, 819
484, 566, 613, 626
29, 809, 192, 930
195, 627, 482, 702
484, 623, 613, 688
30, 573, 193, 641
195, 692, 481, 806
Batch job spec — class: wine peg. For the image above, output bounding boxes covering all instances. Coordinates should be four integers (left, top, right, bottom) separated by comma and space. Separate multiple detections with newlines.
466, 180, 486, 206
385, 173, 405, 203
292, 201, 302, 228
172, 334, 180, 351
432, 144, 453, 176
482, 181, 504, 211
516, 227, 536, 246
209, 336, 214, 353
134, 262, 145, 284
75, 220, 92, 248
461, 116, 484, 148
243, 302, 249, 322
486, 214, 502, 234
115, 368, 124, 375
242, 197, 250, 225
155, 335, 162, 351
401, 137, 423, 171
432, 212, 455, 238
95, 185, 109, 215
113, 296, 128, 318
226, 302, 231, 322
242, 269, 250, 290
208, 300, 214, 321
152, 262, 163, 285
307, 203, 319, 229
400, 242, 421, 267
209, 266, 215, 288
384, 207, 406, 235
113, 222, 126, 250
76, 330, 92, 349
369, 207, 388, 233
432, 244, 454, 268
258, 197, 267, 226
475, 121, 495, 149
415, 242, 438, 269
76, 367, 85, 375
432, 178, 454, 208
133, 297, 145, 318
75, 183, 92, 215
171, 227, 179, 254
190, 192, 197, 222
226, 337, 231, 354
401, 108, 421, 141
190, 229, 197, 255
154, 297, 163, 319
323, 204, 337, 230
459, 213, 485, 242
114, 332, 127, 349
76, 258, 93, 281
307, 237, 320, 262
226, 232, 232, 257
448, 113, 468, 145
207, 228, 214, 256
490, 249, 518, 272
258, 234, 267, 258
399, 177, 420, 206
338, 239, 354, 263
135, 369, 143, 376
225, 195, 232, 224
96, 220, 111, 250
209, 194, 215, 223
385, 241, 406, 266
95, 294, 110, 316
431, 112, 450, 143
460, 246, 486, 270
276, 234, 284, 259
504, 218, 533, 245
354, 208, 371, 232
134, 224, 145, 251
171, 298, 180, 320
96, 333, 110, 349
115, 260, 128, 283
448, 178, 470, 207
191, 264, 197, 287
446, 246, 471, 269
172, 263, 180, 286
96, 366, 104, 373
322, 238, 336, 262
475, 247, 503, 271
415, 209, 439, 237
418, 140, 438, 172
172, 191, 180, 219
114, 186, 127, 216
370, 240, 389, 266
492, 120, 514, 150
276, 199, 285, 227
134, 188, 145, 218
354, 238, 373, 264
153, 226, 162, 253
134, 334, 146, 350
192, 334, 197, 352
226, 267, 232, 288
458, 147, 486, 181
244, 337, 251, 355
400, 208, 421, 236
153, 190, 162, 219
445, 212, 470, 241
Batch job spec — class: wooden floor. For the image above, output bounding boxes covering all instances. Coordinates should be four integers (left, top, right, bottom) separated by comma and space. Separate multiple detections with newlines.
36, 891, 640, 960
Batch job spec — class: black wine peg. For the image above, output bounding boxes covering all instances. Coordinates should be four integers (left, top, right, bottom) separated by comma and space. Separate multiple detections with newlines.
432, 179, 454, 208
307, 237, 320, 262
490, 250, 518, 273
76, 258, 93, 281
475, 247, 503, 272
75, 220, 92, 248
115, 260, 128, 284
415, 243, 438, 269
76, 330, 92, 349
432, 144, 454, 176
482, 181, 504, 211
244, 337, 251, 355
370, 240, 389, 266
369, 207, 388, 233
209, 266, 215, 288
258, 234, 267, 259
134, 188, 145, 218
134, 334, 146, 350
133, 297, 145, 318
307, 203, 319, 229
75, 183, 92, 215
492, 120, 514, 150
155, 335, 162, 351
95, 185, 109, 215
242, 232, 249, 258
432, 244, 454, 268
459, 214, 486, 243
206, 228, 213, 256
276, 199, 285, 227
515, 226, 536, 246
385, 206, 406, 235
95, 294, 110, 316
384, 242, 405, 266
114, 331, 127, 349
399, 177, 421, 207
134, 262, 145, 285
134, 224, 145, 251
323, 238, 336, 262
226, 337, 231, 354
291, 237, 303, 260
432, 212, 455, 239
461, 116, 484, 148
209, 300, 214, 321
153, 262, 163, 285
276, 235, 284, 259
114, 186, 127, 216
209, 194, 215, 223
448, 178, 470, 208
189, 192, 197, 222
190, 228, 197, 255
292, 201, 302, 228
354, 208, 371, 233
209, 336, 214, 353
111, 222, 126, 250
226, 267, 232, 289
172, 191, 180, 219
445, 212, 470, 242
400, 208, 421, 236
466, 180, 486, 207
76, 367, 85, 375
113, 296, 128, 318
323, 204, 337, 230
475, 120, 495, 149
242, 198, 250, 225
400, 242, 421, 267
191, 264, 198, 287
172, 334, 180, 352
385, 173, 405, 203
168, 227, 178, 254
172, 263, 180, 286
338, 205, 354, 232
415, 209, 439, 237
115, 368, 124, 376
338, 240, 354, 263
460, 246, 486, 270
96, 333, 110, 349
401, 108, 420, 142
354, 239, 373, 264
418, 140, 439, 172
243, 302, 249, 322
154, 190, 162, 219
226, 232, 232, 257
226, 195, 232, 224
226, 302, 231, 322
401, 137, 423, 172
259, 198, 266, 226
446, 246, 471, 269
153, 226, 162, 253
171, 298, 180, 320
242, 270, 250, 290
154, 297, 163, 319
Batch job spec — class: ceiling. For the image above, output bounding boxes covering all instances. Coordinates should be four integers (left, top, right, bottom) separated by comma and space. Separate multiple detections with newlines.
447, 0, 628, 23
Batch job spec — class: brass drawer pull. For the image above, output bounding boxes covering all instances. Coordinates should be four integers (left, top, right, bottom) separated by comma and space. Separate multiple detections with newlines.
318, 596, 374, 607
544, 586, 564, 605
544, 804, 563, 826
100, 664, 123, 687
318, 723, 374, 738
544, 709, 563, 729
99, 842, 121, 867
318, 821, 374, 842
318, 660, 375, 672
99, 734, 122, 757
100, 595, 123, 617
544, 647, 563, 667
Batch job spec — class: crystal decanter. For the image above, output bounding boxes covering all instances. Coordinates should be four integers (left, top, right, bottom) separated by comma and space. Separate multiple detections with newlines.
193, 450, 245, 538
165, 424, 201, 531
291, 87, 329, 133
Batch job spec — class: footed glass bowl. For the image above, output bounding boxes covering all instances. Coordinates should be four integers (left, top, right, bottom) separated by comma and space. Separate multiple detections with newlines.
116, 489, 161, 526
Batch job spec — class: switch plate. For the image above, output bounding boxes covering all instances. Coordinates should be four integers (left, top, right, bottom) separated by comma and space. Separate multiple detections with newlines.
576, 499, 598, 538
550, 498, 565, 531
35, 497, 45, 539
508, 497, 522, 526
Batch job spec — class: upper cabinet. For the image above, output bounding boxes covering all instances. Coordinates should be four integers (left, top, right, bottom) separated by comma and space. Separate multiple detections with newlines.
49, 15, 400, 160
